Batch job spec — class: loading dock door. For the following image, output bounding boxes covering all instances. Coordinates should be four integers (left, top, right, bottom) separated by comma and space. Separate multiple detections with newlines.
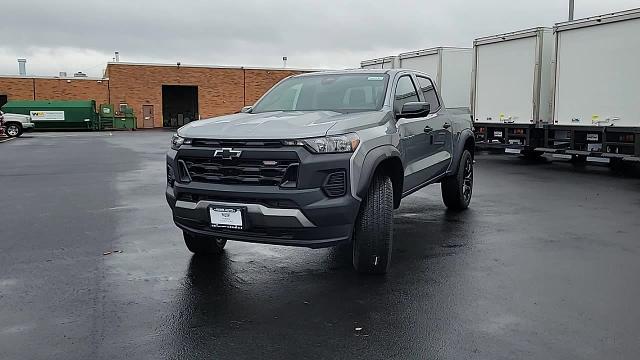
162, 85, 199, 127
142, 105, 154, 128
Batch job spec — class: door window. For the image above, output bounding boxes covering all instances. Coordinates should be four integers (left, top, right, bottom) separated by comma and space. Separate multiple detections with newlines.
394, 75, 419, 114
416, 76, 441, 112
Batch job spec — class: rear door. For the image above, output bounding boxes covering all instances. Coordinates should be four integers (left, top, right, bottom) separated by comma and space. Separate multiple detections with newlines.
415, 75, 453, 178
474, 36, 537, 124
395, 74, 432, 192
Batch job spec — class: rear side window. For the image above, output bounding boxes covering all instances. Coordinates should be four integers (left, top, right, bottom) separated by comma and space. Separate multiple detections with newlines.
416, 76, 441, 111
394, 75, 419, 114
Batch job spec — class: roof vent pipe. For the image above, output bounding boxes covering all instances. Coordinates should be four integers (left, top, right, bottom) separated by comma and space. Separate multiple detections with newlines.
18, 59, 26, 76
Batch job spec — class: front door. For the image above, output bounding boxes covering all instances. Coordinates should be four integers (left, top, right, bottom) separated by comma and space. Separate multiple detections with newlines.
142, 105, 154, 128
395, 74, 432, 192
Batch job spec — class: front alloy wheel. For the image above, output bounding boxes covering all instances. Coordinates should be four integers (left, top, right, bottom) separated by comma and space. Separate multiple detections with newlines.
462, 155, 473, 204
6, 124, 21, 137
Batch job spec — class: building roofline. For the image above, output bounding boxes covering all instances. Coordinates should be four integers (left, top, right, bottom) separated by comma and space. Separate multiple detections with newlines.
0, 74, 108, 80
106, 61, 329, 72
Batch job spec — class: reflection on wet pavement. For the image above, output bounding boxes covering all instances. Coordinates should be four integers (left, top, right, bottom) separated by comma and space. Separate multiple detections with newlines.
1, 132, 639, 359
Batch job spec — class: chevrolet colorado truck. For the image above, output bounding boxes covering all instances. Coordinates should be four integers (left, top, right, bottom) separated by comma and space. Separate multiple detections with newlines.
166, 69, 475, 273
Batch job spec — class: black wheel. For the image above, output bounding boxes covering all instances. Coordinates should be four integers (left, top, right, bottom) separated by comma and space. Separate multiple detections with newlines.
5, 123, 22, 137
441, 149, 473, 211
352, 174, 394, 274
183, 232, 227, 255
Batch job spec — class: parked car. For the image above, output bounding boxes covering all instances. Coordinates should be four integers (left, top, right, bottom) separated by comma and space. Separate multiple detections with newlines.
0, 111, 5, 137
166, 69, 475, 273
0, 110, 35, 137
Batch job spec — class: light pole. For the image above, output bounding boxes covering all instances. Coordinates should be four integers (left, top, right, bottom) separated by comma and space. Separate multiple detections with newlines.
569, 0, 575, 21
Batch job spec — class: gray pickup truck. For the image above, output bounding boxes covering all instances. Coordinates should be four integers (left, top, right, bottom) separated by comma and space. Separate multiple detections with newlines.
166, 69, 475, 273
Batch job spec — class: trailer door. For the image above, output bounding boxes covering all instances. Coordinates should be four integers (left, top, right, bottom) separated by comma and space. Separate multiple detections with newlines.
554, 18, 640, 127
474, 36, 537, 124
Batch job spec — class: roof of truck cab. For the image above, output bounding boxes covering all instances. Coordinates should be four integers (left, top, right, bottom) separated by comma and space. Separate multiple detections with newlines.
294, 69, 395, 77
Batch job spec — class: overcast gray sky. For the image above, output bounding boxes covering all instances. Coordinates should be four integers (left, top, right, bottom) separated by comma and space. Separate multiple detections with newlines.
0, 0, 637, 76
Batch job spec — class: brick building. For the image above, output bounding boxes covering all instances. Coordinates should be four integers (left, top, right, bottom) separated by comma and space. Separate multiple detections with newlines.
0, 63, 313, 128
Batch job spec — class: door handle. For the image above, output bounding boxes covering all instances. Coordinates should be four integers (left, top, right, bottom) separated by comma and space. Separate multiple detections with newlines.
424, 126, 433, 133
442, 122, 451, 129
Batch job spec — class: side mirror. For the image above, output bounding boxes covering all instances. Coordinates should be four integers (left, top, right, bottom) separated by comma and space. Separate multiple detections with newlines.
397, 102, 430, 119
240, 106, 253, 113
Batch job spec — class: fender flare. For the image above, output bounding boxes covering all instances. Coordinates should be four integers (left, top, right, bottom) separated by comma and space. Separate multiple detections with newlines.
449, 129, 475, 175
355, 145, 403, 201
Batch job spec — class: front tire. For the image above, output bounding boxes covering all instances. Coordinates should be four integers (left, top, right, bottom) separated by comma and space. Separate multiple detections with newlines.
183, 232, 226, 255
441, 149, 473, 211
5, 123, 22, 137
352, 174, 394, 274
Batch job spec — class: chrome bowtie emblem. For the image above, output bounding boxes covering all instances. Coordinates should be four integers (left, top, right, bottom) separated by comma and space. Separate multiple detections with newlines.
213, 148, 242, 159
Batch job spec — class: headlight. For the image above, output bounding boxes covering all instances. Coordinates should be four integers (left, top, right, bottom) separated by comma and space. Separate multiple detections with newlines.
171, 134, 191, 150
284, 133, 360, 153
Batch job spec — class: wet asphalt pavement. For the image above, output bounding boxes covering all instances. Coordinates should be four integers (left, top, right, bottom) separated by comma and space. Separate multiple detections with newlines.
1, 131, 639, 359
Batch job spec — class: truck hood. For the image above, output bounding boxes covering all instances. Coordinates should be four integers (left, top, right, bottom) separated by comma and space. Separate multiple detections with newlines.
177, 110, 381, 139
3, 113, 31, 122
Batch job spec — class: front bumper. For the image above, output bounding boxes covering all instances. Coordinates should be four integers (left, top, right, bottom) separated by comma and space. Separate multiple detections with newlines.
22, 123, 35, 131
166, 147, 361, 248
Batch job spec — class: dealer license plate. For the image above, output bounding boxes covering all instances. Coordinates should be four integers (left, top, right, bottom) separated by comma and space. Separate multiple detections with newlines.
209, 207, 244, 229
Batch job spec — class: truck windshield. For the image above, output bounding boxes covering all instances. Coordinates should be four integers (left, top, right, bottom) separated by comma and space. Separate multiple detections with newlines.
251, 73, 388, 113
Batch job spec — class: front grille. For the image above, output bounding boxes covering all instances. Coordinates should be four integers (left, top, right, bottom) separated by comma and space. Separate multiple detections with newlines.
323, 171, 347, 197
180, 156, 298, 186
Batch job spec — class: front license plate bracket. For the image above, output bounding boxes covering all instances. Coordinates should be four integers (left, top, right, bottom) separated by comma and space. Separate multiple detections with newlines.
209, 206, 245, 230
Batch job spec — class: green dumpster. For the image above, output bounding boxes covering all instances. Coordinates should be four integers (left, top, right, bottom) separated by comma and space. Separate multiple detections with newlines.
99, 104, 115, 130
118, 107, 136, 130
98, 103, 136, 130
2, 100, 99, 130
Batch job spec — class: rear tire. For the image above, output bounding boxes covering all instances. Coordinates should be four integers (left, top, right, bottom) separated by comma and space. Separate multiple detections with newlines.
5, 123, 22, 137
183, 232, 226, 255
352, 174, 394, 274
441, 149, 473, 211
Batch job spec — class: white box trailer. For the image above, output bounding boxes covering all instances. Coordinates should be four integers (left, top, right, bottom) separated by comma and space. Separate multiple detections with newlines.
397, 47, 472, 110
553, 8, 640, 129
471, 28, 554, 152
360, 56, 399, 69
534, 8, 640, 160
